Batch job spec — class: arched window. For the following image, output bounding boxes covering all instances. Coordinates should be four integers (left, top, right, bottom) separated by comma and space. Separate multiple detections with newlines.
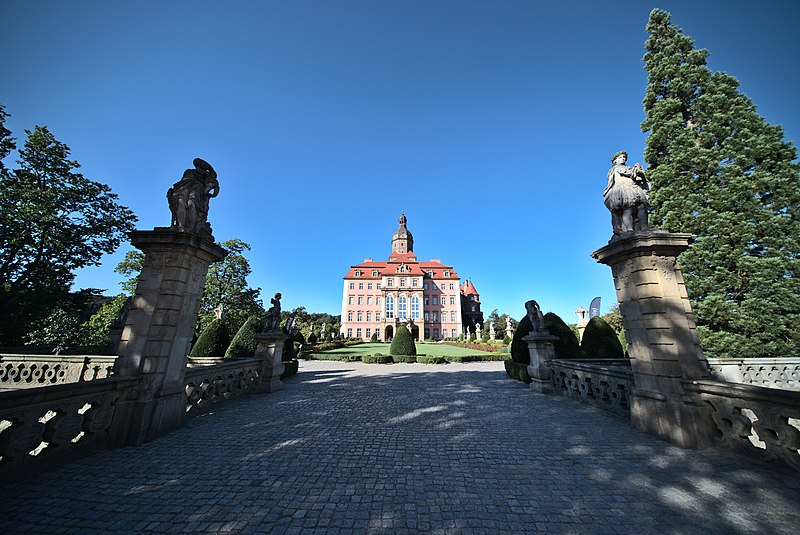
411, 296, 420, 319
386, 296, 395, 319
398, 295, 407, 319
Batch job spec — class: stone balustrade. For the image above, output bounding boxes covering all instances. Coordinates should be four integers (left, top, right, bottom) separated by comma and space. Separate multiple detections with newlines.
0, 354, 116, 390
706, 357, 800, 391
549, 359, 633, 417
185, 359, 263, 417
683, 379, 800, 471
0, 377, 138, 477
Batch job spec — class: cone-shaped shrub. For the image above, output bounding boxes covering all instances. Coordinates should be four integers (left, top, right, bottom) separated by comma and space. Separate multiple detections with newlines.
543, 312, 585, 358
581, 316, 625, 357
190, 318, 231, 358
370, 332, 378, 342
510, 315, 533, 364
307, 332, 317, 344
390, 324, 416, 356
224, 316, 260, 358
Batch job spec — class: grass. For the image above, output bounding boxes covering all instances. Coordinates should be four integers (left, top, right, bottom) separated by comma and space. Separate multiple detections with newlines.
302, 341, 496, 360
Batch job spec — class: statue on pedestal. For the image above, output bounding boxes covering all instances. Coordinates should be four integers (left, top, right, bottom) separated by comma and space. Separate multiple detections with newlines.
263, 292, 282, 332
603, 151, 649, 237
489, 322, 496, 341
475, 323, 482, 339
506, 316, 514, 339
525, 300, 548, 336
167, 158, 219, 240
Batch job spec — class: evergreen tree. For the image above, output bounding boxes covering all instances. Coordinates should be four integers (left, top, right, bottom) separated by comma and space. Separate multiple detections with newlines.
389, 324, 416, 356
642, 9, 800, 357
189, 318, 231, 358
225, 315, 260, 358
580, 316, 624, 358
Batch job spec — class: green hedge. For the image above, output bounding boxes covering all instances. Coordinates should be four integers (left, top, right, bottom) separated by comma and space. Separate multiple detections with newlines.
390, 324, 417, 356
416, 355, 448, 364
510, 315, 533, 364
543, 312, 585, 358
363, 354, 394, 364
581, 316, 625, 357
392, 355, 417, 363
504, 359, 531, 383
281, 359, 299, 378
304, 353, 362, 362
445, 355, 482, 363
190, 318, 231, 358
224, 316, 259, 358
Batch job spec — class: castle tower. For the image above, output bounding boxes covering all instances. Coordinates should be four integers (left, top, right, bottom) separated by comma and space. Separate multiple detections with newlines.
391, 212, 414, 254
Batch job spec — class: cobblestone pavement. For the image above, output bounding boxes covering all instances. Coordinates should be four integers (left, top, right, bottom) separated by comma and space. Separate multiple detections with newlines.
1, 360, 799, 534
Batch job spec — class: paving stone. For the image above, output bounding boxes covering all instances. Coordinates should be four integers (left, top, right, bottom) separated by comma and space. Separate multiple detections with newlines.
0, 360, 798, 534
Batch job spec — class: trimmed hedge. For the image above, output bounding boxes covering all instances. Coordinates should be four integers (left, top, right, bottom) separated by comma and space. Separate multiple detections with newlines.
504, 359, 531, 383
190, 318, 231, 358
392, 355, 417, 364
363, 354, 394, 364
581, 316, 625, 357
416, 355, 448, 364
510, 315, 534, 364
445, 355, 482, 363
390, 324, 417, 356
224, 316, 260, 358
304, 353, 362, 362
543, 312, 585, 358
281, 359, 299, 378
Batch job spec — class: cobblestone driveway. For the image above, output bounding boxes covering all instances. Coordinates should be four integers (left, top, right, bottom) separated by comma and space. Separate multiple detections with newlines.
1, 360, 798, 534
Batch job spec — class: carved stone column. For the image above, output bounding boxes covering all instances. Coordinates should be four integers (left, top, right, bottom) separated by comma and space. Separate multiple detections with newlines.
253, 331, 289, 394
112, 229, 226, 446
525, 333, 559, 393
592, 231, 715, 448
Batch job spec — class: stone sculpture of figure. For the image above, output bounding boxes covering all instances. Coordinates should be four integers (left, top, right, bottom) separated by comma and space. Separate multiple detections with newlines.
284, 312, 297, 334
476, 323, 482, 339
167, 158, 220, 240
525, 300, 547, 335
603, 150, 649, 237
263, 292, 282, 332
489, 322, 496, 341
321, 322, 327, 336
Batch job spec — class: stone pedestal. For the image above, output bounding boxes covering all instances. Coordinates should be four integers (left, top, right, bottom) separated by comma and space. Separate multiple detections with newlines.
112, 229, 227, 446
524, 333, 559, 393
592, 231, 715, 448
254, 331, 288, 394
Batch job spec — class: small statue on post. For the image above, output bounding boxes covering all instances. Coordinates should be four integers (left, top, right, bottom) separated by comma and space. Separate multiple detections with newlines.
263, 292, 282, 332
167, 158, 220, 240
603, 150, 649, 238
525, 299, 548, 336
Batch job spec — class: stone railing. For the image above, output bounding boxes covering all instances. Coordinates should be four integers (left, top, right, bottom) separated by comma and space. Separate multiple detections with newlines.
550, 359, 633, 417
683, 379, 800, 472
706, 357, 800, 391
185, 358, 263, 417
0, 354, 116, 390
0, 376, 137, 477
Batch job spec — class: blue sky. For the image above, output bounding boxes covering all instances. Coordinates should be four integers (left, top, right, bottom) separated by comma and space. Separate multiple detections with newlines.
2, 1, 798, 322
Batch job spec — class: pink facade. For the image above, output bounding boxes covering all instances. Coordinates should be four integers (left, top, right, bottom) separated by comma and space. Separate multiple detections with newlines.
341, 215, 465, 342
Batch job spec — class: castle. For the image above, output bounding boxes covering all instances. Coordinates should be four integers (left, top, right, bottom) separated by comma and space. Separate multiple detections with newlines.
341, 214, 483, 341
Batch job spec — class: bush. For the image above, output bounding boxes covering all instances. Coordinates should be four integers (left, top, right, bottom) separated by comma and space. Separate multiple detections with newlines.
190, 318, 231, 358
581, 316, 625, 357
390, 324, 417, 356
416, 355, 448, 364
304, 353, 361, 362
504, 359, 531, 383
307, 332, 317, 344
282, 340, 297, 362
281, 359, 299, 378
445, 355, 481, 363
510, 315, 533, 364
363, 354, 393, 364
481, 333, 490, 342
469, 332, 477, 342
543, 312, 585, 358
502, 334, 511, 345
499, 346, 509, 354
393, 355, 417, 363
225, 316, 260, 358
370, 333, 378, 342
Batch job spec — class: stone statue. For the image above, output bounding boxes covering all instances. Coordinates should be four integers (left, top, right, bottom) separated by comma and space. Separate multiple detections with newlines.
321, 322, 327, 336
476, 323, 482, 339
525, 300, 548, 335
603, 151, 649, 237
489, 322, 496, 341
575, 307, 588, 327
284, 312, 297, 333
213, 304, 225, 321
263, 292, 282, 332
167, 158, 220, 240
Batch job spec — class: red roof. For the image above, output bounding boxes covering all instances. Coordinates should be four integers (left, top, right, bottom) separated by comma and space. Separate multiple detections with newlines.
461, 280, 478, 295
344, 254, 461, 280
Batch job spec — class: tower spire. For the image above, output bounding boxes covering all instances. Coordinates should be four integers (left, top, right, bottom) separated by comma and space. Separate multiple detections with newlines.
391, 212, 414, 254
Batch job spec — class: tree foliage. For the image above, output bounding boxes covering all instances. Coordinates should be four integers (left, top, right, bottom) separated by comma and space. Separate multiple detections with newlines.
224, 315, 260, 358
115, 250, 144, 296
189, 318, 231, 358
510, 314, 533, 365
642, 10, 800, 357
543, 312, 584, 358
0, 108, 137, 344
196, 238, 263, 336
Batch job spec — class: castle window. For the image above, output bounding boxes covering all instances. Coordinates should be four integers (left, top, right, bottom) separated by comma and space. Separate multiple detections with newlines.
425, 328, 430, 338
366, 312, 371, 321
387, 279, 394, 287
424, 312, 430, 321
348, 297, 353, 305
367, 297, 372, 305
357, 312, 363, 321
376, 297, 381, 305
424, 297, 429, 306
358, 297, 363, 305
450, 297, 455, 305
400, 278, 406, 286
433, 297, 438, 305
355, 270, 362, 277
433, 328, 439, 339
368, 283, 373, 289
398, 295, 407, 319
433, 312, 438, 322
357, 328, 362, 338
359, 283, 364, 289
377, 284, 381, 289
372, 270, 378, 276
470, 295, 475, 301
451, 329, 457, 337
451, 311, 456, 322
412, 279, 418, 287
444, 270, 450, 277
366, 328, 371, 337
349, 282, 354, 289
411, 296, 420, 319
386, 296, 394, 319
471, 305, 476, 312
376, 312, 381, 321
347, 328, 352, 337
347, 312, 353, 321
449, 284, 454, 290
423, 283, 429, 290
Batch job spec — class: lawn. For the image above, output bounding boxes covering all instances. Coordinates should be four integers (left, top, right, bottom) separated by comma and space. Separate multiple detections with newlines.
303, 342, 499, 360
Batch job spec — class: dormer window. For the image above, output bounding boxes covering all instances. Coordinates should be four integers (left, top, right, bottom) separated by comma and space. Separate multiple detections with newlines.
372, 270, 378, 277
355, 270, 362, 277
444, 270, 450, 277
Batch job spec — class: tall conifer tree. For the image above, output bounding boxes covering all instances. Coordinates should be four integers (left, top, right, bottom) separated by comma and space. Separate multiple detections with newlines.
641, 9, 800, 357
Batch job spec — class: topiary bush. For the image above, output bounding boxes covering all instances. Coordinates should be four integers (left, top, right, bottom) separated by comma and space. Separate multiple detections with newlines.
543, 312, 585, 358
581, 316, 625, 357
190, 318, 231, 358
504, 359, 531, 383
390, 324, 417, 356
393, 355, 417, 363
281, 359, 299, 378
307, 332, 318, 344
510, 314, 533, 364
370, 332, 378, 342
224, 316, 260, 358
502, 334, 511, 345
